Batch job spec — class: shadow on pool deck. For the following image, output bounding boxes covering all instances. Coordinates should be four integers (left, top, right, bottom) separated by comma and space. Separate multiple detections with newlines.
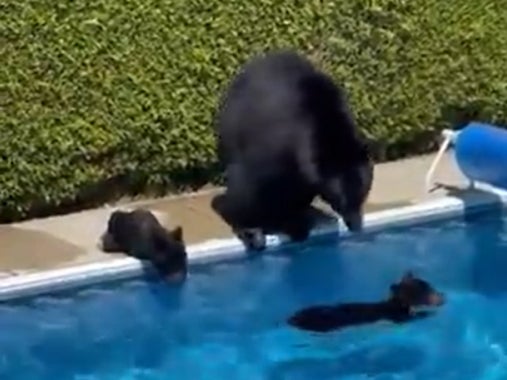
0, 152, 476, 276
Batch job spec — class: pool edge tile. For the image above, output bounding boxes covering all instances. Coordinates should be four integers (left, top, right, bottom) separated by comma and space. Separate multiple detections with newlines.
1, 184, 507, 302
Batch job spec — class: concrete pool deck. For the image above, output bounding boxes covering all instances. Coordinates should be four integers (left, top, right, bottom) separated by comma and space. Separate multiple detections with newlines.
0, 152, 469, 278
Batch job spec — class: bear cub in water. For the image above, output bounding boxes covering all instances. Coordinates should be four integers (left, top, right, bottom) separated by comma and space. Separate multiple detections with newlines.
212, 50, 374, 251
288, 272, 445, 333
100, 208, 188, 282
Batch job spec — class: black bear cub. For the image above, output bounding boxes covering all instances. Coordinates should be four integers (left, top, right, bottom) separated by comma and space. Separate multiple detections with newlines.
287, 272, 445, 333
100, 208, 188, 283
212, 50, 374, 251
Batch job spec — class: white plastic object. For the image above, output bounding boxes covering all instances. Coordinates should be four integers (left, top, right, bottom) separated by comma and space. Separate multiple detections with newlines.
424, 129, 460, 193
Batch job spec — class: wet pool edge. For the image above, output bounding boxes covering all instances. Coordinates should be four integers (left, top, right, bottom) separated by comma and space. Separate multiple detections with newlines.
1, 183, 507, 302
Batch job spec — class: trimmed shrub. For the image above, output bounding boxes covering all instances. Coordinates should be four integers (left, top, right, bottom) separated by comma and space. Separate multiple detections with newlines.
2, 0, 507, 221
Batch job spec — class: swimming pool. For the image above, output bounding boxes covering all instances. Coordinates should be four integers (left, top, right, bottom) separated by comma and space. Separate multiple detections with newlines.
2, 206, 507, 379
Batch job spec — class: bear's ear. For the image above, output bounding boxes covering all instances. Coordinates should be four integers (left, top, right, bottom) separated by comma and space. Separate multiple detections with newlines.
401, 271, 414, 283
389, 283, 400, 296
169, 226, 184, 242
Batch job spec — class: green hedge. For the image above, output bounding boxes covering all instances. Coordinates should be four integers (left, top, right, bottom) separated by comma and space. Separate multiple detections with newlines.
2, 0, 507, 221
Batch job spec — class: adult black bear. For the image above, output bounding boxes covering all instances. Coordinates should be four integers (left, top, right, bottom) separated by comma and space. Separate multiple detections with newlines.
212, 50, 374, 250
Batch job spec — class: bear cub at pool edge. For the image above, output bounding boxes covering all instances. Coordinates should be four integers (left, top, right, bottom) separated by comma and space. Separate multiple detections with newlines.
212, 50, 374, 251
100, 208, 188, 283
287, 272, 445, 333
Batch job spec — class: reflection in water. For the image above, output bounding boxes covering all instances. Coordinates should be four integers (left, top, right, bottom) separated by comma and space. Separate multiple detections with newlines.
269, 343, 425, 380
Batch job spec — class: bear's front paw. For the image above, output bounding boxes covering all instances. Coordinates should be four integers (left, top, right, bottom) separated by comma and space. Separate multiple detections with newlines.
236, 228, 266, 251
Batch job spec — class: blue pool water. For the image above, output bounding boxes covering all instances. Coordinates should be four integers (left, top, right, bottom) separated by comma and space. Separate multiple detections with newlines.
3, 209, 507, 379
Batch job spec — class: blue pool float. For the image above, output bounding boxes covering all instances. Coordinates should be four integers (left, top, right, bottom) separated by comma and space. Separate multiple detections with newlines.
454, 122, 507, 189
426, 122, 507, 191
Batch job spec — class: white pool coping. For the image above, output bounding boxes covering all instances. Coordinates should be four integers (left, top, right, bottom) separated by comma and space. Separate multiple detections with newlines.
1, 183, 507, 302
